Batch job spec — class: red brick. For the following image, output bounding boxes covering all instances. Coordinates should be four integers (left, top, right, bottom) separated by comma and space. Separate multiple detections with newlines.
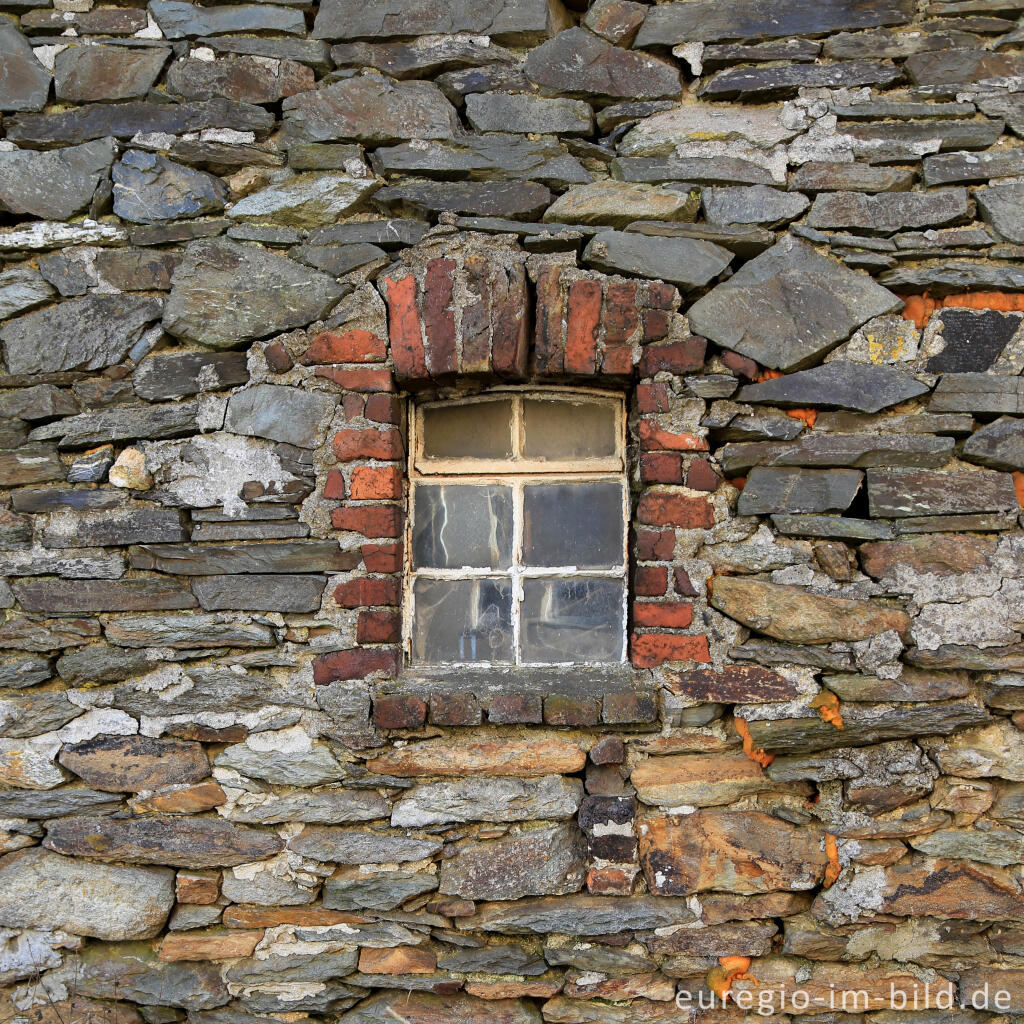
316, 366, 394, 392
364, 394, 400, 424
334, 577, 400, 608
633, 601, 693, 629
686, 457, 720, 492
631, 633, 710, 668
637, 491, 714, 529
313, 648, 398, 684
429, 692, 482, 727
641, 309, 671, 343
636, 529, 674, 561
636, 382, 672, 414
639, 337, 707, 376
641, 452, 684, 484
638, 422, 708, 452
357, 609, 401, 644
341, 393, 364, 419
461, 253, 492, 371
490, 262, 530, 378
544, 695, 601, 727
534, 265, 565, 375
645, 281, 678, 310
323, 469, 346, 500
634, 565, 668, 597
263, 341, 293, 373
603, 281, 639, 344
721, 350, 759, 380
600, 345, 634, 375
303, 328, 387, 364
332, 505, 403, 538
589, 736, 625, 764
488, 693, 543, 725
587, 866, 634, 895
382, 272, 428, 380
421, 257, 458, 376
373, 695, 426, 729
362, 543, 402, 572
565, 279, 601, 375
350, 465, 403, 500
602, 692, 657, 725
674, 566, 698, 597
333, 427, 403, 461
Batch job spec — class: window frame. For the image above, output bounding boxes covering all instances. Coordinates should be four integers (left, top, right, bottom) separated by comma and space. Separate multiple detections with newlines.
403, 386, 629, 669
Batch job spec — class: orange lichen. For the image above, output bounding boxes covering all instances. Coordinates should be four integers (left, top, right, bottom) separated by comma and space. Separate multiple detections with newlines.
1014, 472, 1024, 509
707, 956, 757, 1003
727, 476, 747, 490
901, 291, 1024, 329
734, 716, 775, 768
823, 834, 842, 889
786, 408, 818, 428
811, 691, 845, 730
756, 368, 785, 382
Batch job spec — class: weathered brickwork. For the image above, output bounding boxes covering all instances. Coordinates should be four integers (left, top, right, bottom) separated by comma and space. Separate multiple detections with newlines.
3, 1, 1024, 1021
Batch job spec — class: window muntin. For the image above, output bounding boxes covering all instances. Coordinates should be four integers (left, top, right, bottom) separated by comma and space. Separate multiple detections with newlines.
407, 389, 627, 668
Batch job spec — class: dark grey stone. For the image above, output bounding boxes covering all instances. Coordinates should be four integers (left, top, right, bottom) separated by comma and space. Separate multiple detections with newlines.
893, 226, 994, 251
702, 185, 809, 226
0, 547, 125, 578
225, 952, 359, 986
624, 219, 775, 258
305, 219, 428, 249
906, 46, 1024, 86
0, 266, 54, 321
962, 417, 1024, 472
868, 467, 1019, 517
197, 35, 332, 71
54, 43, 169, 102
926, 308, 1021, 373
881, 260, 1024, 294
113, 150, 227, 224
0, 690, 80, 737
162, 239, 344, 349
0, 445, 64, 486
227, 790, 388, 825
287, 143, 364, 171
808, 189, 971, 234
129, 541, 359, 575
813, 410, 974, 435
134, 352, 249, 401
824, 26, 981, 58
702, 37, 822, 68
14, 579, 197, 615
736, 362, 929, 413
10, 486, 125, 513
524, 27, 680, 101
472, 895, 697, 935
0, 138, 117, 220
167, 55, 314, 104
191, 520, 309, 541
976, 183, 1024, 244
283, 74, 459, 144
375, 179, 552, 220
224, 384, 336, 448
699, 59, 901, 99
6, 98, 274, 146
713, 410, 804, 442
0, 383, 79, 422
771, 514, 895, 540
105, 614, 275, 649
736, 467, 863, 515
56, 644, 162, 684
289, 243, 387, 277
0, 789, 122, 818
192, 575, 326, 612
583, 229, 732, 288
2, 295, 162, 376
923, 149, 1024, 185
0, 19, 51, 112
41, 509, 188, 548
720, 434, 954, 474
464, 92, 592, 135
330, 35, 517, 79
789, 162, 915, 193
150, 0, 305, 38
831, 99, 977, 119
322, 872, 438, 911
436, 64, 533, 107
0, 653, 51, 689
31, 402, 198, 448
161, 138, 286, 171
287, 827, 441, 864
689, 237, 901, 371
612, 156, 773, 186
978, 93, 1024, 137
844, 119, 1004, 161
38, 250, 98, 296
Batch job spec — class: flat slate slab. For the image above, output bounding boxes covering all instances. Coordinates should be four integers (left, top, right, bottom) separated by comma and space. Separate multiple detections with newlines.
737, 467, 863, 515
583, 229, 732, 288
0, 138, 117, 220
867, 468, 1019, 517
962, 416, 1024, 471
686, 236, 902, 371
925, 309, 1021, 373
0, 19, 51, 112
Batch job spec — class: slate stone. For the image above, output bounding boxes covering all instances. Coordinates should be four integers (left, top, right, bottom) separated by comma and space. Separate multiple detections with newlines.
59, 735, 210, 793
32, 402, 198, 448
808, 189, 971, 233
1, 295, 162, 375
612, 155, 774, 186
906, 46, 1024, 86
737, 467, 863, 515
6, 99, 274, 146
37, 250, 97, 297
198, 34, 332, 72
283, 75, 459, 144
226, 790, 389, 825
334, 993, 537, 1024
471, 895, 697, 935
112, 151, 227, 224
134, 352, 249, 400
635, 0, 914, 45
215, 737, 345, 786
963, 416, 1024, 471
0, 266, 54, 321
625, 220, 774, 259
0, 788, 121, 818
14, 579, 197, 615
0, 446, 64, 486
702, 37, 823, 67
703, 185, 809, 226
130, 541, 358, 574
192, 574, 326, 612
45, 815, 283, 867
721, 434, 954, 474
923, 148, 1024, 185
10, 486, 125, 514
0, 384, 79, 422
824, 26, 981, 57
0, 653, 51, 689
0, 548, 125, 581
736, 363, 929, 413
330, 35, 518, 79
150, 0, 305, 37
882, 260, 1024, 294
844, 119, 1004, 161
225, 951, 359, 986
687, 237, 902, 371
975, 183, 1024, 244
0, 689, 80, 737
224, 384, 336, 448
56, 644, 161, 684
544, 181, 698, 228
312, 0, 568, 45
868, 468, 1019, 517
289, 243, 387, 276
699, 59, 902, 99
926, 308, 1021, 372
162, 239, 344, 349
305, 219, 428, 249
41, 509, 188, 548
524, 27, 680, 101
436, 64, 535, 107
978, 93, 1024, 136
583, 229, 732, 289
0, 848, 174, 941
0, 19, 51, 112
0, 615, 101, 652
227, 173, 380, 230
465, 92, 593, 135
54, 44, 169, 102
287, 827, 440, 864
0, 138, 117, 221
167, 56, 313, 104
439, 944, 546, 976
128, 219, 230, 247
375, 179, 552, 220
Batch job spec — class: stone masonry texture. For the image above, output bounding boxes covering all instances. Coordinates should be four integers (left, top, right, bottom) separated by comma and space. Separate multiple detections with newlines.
2, 0, 1024, 1021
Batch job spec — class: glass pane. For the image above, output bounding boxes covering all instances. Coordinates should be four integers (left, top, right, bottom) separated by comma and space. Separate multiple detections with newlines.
413, 578, 513, 664
421, 399, 513, 461
522, 481, 625, 568
412, 484, 513, 569
521, 578, 624, 663
522, 399, 617, 461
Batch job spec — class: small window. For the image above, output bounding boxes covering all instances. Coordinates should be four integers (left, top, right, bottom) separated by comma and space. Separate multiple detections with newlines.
406, 390, 627, 667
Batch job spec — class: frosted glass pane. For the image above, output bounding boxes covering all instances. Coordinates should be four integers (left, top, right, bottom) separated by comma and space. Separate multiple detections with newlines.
522, 481, 625, 568
521, 578, 624, 663
412, 484, 513, 569
421, 400, 513, 460
413, 578, 513, 664
522, 399, 617, 460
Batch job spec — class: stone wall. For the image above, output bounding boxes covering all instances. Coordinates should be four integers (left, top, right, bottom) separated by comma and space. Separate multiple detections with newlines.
2, 0, 1024, 1021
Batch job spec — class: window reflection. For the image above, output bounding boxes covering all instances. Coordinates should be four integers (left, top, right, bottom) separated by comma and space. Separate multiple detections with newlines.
413, 578, 513, 664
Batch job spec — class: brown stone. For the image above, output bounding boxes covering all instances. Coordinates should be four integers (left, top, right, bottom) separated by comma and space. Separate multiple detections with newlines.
222, 906, 366, 928
464, 981, 562, 1000
59, 735, 210, 793
130, 782, 226, 814
312, 992, 538, 1023
632, 754, 773, 808
359, 946, 437, 975
646, 921, 777, 956
562, 972, 676, 1002
159, 930, 264, 962
859, 533, 996, 577
176, 870, 220, 905
665, 665, 799, 703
